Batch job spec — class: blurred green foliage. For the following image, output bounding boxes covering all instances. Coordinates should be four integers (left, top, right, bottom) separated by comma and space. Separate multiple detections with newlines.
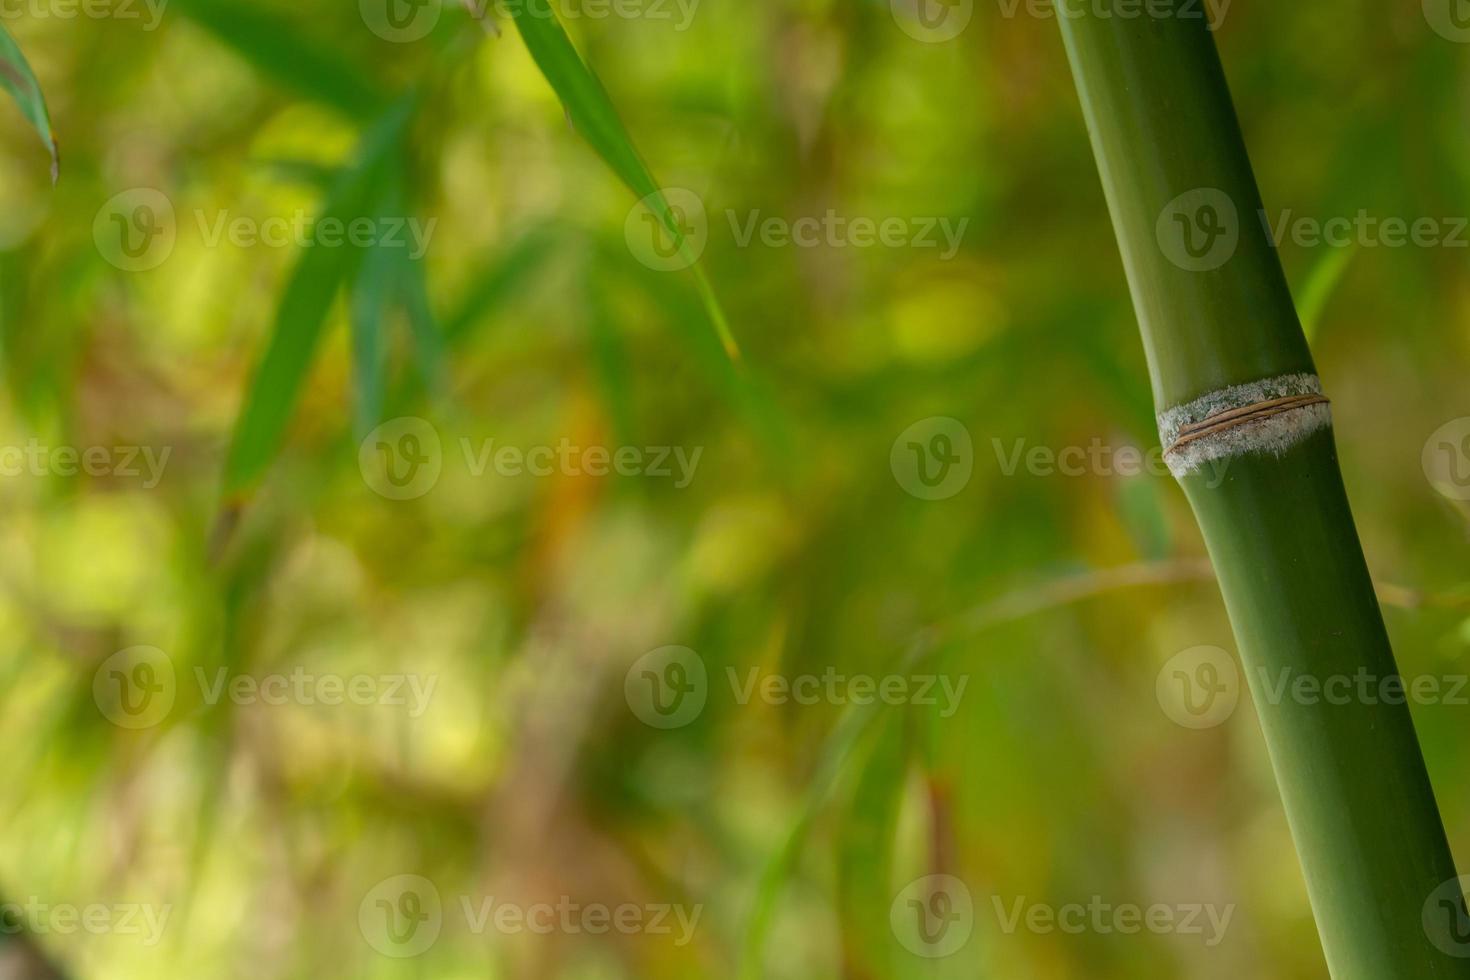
0, 1, 1466, 978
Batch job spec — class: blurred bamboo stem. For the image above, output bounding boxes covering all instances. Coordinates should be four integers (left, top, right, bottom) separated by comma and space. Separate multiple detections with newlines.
1056, 4, 1469, 976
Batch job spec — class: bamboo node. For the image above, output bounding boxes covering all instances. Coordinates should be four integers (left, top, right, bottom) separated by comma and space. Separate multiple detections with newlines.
1157, 374, 1333, 478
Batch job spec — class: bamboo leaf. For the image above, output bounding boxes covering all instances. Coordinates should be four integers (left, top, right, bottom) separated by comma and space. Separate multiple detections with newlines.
506, 0, 739, 359
221, 97, 416, 497
585, 269, 637, 449
170, 0, 385, 118
396, 248, 449, 397
441, 227, 559, 345
739, 698, 878, 980
0, 24, 57, 182
349, 225, 397, 440
1295, 243, 1357, 343
836, 712, 907, 980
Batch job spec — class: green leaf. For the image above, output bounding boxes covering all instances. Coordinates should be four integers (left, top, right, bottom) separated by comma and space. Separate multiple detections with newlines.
0, 24, 57, 182
441, 227, 559, 346
506, 0, 739, 360
171, 0, 385, 119
740, 697, 880, 980
836, 712, 907, 980
349, 222, 396, 440
1294, 243, 1356, 343
585, 269, 637, 449
396, 248, 449, 398
221, 97, 416, 497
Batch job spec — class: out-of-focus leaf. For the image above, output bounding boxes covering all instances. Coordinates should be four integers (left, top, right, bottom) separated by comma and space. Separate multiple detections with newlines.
505, 0, 739, 360
1116, 476, 1172, 561
349, 220, 396, 440
0, 25, 57, 182
441, 227, 559, 345
586, 269, 636, 448
1295, 243, 1356, 342
836, 711, 907, 980
740, 694, 881, 980
171, 0, 385, 118
252, 158, 339, 190
221, 97, 416, 497
598, 235, 791, 461
396, 248, 448, 398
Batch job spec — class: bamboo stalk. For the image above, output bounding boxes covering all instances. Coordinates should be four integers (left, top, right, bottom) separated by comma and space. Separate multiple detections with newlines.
1055, 5, 1470, 976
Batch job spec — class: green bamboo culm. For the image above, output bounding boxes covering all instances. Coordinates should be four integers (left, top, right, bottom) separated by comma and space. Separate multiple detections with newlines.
1055, 4, 1470, 977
